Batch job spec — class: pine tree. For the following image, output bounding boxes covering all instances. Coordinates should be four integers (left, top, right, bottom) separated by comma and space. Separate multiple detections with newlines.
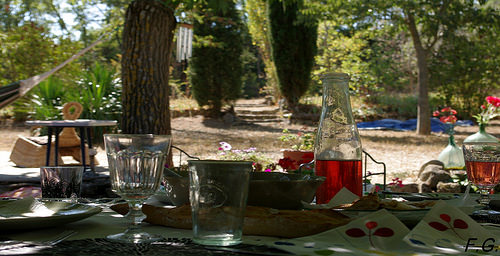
190, 0, 243, 116
268, 0, 318, 110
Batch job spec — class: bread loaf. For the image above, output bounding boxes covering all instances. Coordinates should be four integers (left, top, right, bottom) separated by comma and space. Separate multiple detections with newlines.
141, 204, 350, 238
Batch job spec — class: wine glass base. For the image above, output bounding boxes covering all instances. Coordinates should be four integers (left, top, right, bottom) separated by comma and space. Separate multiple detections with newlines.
471, 209, 500, 224
107, 231, 163, 243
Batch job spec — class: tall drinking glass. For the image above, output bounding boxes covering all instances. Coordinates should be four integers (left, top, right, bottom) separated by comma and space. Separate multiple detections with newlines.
462, 142, 500, 215
104, 134, 172, 243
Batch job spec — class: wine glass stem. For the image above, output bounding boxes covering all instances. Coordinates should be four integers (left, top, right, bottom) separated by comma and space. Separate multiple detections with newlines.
127, 201, 145, 226
478, 187, 491, 208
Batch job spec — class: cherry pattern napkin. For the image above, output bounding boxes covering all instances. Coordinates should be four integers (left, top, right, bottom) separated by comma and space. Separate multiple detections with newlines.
269, 201, 500, 255
404, 200, 497, 254
271, 209, 411, 255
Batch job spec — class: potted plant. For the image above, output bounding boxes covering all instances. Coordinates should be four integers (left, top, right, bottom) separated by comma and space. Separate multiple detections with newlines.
278, 129, 315, 171
464, 96, 500, 143
217, 142, 276, 172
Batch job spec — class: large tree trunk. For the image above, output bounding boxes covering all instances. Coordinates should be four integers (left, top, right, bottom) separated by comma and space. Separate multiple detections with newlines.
405, 11, 431, 135
121, 0, 177, 134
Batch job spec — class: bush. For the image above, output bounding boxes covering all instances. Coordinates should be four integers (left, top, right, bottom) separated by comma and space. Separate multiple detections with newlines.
364, 94, 442, 120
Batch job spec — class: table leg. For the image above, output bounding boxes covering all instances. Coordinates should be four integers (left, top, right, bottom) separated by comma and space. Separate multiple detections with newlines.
86, 127, 95, 173
54, 127, 60, 166
79, 127, 87, 171
46, 128, 53, 166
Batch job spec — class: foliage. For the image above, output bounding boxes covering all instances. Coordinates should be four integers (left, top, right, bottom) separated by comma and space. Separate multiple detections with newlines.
20, 63, 121, 141
217, 142, 275, 172
307, 0, 499, 134
69, 63, 122, 143
268, 0, 318, 109
244, 0, 280, 101
239, 17, 265, 98
429, 5, 500, 118
189, 0, 243, 116
279, 129, 315, 151
30, 76, 66, 122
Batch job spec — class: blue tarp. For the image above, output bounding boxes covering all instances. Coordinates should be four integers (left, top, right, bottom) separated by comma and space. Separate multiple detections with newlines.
357, 118, 474, 133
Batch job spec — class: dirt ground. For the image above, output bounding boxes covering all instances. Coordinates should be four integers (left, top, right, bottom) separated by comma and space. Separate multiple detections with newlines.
1, 101, 499, 185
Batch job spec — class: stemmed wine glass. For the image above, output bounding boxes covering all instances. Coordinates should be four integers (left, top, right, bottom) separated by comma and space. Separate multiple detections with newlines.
462, 142, 500, 215
104, 134, 172, 243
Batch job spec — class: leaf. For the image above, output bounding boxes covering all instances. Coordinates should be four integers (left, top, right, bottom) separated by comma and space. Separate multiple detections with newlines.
365, 221, 378, 230
439, 214, 451, 223
453, 219, 468, 229
373, 228, 394, 237
345, 228, 366, 237
428, 222, 448, 231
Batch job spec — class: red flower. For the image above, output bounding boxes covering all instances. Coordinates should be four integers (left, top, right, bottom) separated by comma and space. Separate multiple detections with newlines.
433, 110, 440, 117
278, 157, 295, 170
486, 96, 500, 107
441, 107, 451, 112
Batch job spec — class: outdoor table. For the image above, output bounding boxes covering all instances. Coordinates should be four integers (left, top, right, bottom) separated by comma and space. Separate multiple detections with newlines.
1, 198, 500, 255
25, 119, 117, 172
0, 200, 287, 256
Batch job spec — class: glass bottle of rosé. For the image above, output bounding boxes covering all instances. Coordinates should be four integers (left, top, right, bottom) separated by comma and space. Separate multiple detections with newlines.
314, 73, 363, 204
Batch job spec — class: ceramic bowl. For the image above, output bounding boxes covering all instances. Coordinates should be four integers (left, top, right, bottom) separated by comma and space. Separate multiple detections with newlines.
163, 170, 325, 209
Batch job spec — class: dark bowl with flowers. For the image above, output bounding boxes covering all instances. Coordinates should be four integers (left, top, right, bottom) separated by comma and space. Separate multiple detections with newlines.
163, 169, 325, 210
247, 172, 325, 210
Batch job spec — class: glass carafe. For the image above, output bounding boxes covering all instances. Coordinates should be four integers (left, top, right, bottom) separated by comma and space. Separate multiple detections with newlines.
314, 73, 363, 204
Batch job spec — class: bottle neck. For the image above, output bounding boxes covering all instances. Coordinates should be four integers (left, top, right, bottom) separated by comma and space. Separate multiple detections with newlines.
448, 133, 456, 146
479, 123, 487, 133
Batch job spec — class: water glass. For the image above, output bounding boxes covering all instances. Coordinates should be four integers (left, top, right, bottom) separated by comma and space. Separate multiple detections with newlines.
188, 160, 252, 246
40, 166, 84, 200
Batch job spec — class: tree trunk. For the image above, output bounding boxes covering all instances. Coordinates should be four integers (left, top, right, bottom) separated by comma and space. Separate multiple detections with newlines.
121, 0, 177, 135
405, 11, 431, 135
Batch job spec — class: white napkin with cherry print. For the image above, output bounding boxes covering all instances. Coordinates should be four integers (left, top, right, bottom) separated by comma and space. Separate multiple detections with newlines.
302, 187, 360, 209
404, 200, 498, 254
270, 209, 411, 255
269, 200, 499, 255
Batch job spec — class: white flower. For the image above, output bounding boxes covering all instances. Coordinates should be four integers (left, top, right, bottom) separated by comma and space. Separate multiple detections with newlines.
218, 142, 232, 151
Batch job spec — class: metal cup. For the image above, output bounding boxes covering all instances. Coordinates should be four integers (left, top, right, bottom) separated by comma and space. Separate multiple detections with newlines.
188, 160, 252, 246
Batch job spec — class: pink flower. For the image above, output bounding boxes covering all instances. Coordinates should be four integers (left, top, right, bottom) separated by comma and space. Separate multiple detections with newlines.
264, 168, 272, 172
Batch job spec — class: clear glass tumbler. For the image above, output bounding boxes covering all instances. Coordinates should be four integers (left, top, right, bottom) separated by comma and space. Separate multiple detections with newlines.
188, 160, 252, 246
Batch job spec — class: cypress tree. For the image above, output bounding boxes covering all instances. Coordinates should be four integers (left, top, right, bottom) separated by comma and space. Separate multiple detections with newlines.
268, 0, 318, 110
189, 0, 243, 117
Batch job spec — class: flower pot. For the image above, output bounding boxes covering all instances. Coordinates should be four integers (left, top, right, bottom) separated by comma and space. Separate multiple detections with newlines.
281, 150, 314, 170
464, 123, 499, 143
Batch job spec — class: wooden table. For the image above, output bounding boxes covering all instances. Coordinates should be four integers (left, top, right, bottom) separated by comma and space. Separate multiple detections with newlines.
25, 119, 117, 171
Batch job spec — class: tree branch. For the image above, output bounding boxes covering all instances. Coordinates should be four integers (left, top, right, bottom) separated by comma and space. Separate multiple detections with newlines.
426, 0, 451, 50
